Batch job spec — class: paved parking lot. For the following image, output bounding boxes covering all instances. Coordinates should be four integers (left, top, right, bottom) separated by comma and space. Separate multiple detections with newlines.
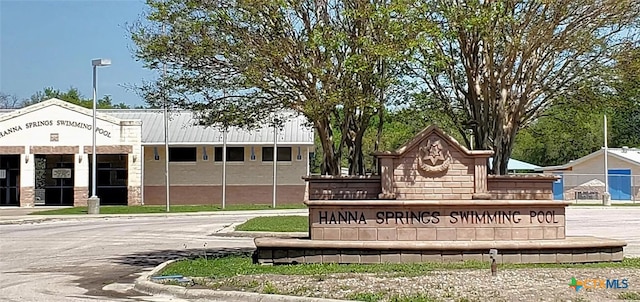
0, 207, 638, 302
565, 207, 640, 256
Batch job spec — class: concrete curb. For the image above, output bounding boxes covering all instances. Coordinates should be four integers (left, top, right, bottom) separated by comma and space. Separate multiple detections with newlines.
0, 217, 60, 225
210, 219, 308, 238
0, 209, 309, 225
133, 259, 350, 302
217, 231, 308, 238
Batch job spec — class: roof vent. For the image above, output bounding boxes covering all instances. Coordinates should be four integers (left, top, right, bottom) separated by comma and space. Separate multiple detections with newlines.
622, 146, 629, 153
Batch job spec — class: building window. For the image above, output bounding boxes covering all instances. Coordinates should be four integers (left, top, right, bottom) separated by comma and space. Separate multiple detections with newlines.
262, 147, 292, 162
169, 147, 197, 162
215, 147, 244, 162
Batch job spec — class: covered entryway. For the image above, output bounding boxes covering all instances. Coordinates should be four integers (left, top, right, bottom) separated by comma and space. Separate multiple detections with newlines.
89, 154, 128, 205
34, 154, 75, 206
0, 155, 20, 206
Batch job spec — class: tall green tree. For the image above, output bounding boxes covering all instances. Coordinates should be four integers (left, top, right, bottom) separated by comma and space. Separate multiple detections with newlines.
511, 91, 605, 167
610, 44, 640, 148
130, 0, 416, 175
362, 103, 460, 171
513, 45, 640, 167
407, 0, 639, 174
25, 87, 131, 109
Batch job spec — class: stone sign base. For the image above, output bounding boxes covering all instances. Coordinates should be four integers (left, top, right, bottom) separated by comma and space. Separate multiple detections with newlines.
268, 126, 628, 265
253, 198, 627, 265
307, 200, 569, 241
254, 236, 626, 265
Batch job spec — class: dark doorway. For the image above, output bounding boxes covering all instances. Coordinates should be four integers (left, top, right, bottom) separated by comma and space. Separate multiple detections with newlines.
89, 154, 128, 205
0, 155, 20, 206
34, 154, 75, 206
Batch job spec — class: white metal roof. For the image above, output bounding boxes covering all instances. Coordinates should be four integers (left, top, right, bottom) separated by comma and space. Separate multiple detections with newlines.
536, 147, 640, 171
488, 158, 541, 171
100, 109, 315, 145
0, 102, 314, 145
609, 148, 640, 164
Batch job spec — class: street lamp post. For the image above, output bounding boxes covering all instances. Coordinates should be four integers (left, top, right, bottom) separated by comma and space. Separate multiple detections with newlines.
603, 113, 611, 206
88, 58, 111, 215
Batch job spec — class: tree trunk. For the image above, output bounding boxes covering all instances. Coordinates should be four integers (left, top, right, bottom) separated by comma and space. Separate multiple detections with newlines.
348, 126, 367, 175
314, 118, 340, 176
490, 115, 519, 175
344, 110, 372, 176
373, 106, 384, 174
374, 59, 386, 154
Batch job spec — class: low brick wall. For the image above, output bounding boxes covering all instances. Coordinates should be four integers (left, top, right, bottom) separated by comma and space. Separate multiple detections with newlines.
487, 175, 556, 200
254, 237, 626, 265
143, 185, 305, 205
304, 175, 381, 200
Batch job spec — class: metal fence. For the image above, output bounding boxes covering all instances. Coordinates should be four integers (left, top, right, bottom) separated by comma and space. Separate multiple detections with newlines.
550, 173, 639, 204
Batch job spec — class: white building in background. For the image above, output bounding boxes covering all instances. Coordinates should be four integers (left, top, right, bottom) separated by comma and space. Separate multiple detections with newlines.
538, 147, 640, 202
0, 98, 314, 207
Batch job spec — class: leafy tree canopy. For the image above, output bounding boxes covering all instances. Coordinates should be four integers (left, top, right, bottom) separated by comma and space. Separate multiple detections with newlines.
513, 44, 640, 166
407, 0, 639, 174
24, 87, 132, 109
131, 0, 419, 175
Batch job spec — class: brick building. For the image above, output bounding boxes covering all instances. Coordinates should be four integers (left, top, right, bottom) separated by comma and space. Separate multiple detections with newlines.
0, 98, 314, 207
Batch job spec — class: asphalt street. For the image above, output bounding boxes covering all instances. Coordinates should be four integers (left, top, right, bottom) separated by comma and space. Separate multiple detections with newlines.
0, 207, 638, 302
0, 210, 306, 302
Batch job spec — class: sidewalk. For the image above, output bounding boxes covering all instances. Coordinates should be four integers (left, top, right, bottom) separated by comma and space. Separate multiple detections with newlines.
0, 207, 309, 225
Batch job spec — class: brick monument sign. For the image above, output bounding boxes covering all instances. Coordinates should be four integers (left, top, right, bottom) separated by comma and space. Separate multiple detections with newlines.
254, 125, 626, 264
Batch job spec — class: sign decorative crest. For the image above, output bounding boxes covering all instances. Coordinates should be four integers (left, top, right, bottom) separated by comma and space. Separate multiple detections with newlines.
418, 137, 451, 173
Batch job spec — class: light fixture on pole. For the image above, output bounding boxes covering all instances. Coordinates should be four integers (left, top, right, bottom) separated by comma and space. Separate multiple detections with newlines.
88, 58, 111, 215
603, 114, 611, 206
161, 22, 171, 213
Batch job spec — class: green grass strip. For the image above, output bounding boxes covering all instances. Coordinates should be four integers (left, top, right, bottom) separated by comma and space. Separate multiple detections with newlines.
159, 255, 640, 278
235, 215, 308, 232
30, 204, 307, 215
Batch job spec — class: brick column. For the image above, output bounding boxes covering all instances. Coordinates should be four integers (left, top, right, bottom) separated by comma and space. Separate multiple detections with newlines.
127, 186, 142, 206
74, 152, 89, 206
74, 187, 89, 206
378, 158, 396, 199
472, 157, 491, 199
122, 121, 143, 206
19, 153, 35, 207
